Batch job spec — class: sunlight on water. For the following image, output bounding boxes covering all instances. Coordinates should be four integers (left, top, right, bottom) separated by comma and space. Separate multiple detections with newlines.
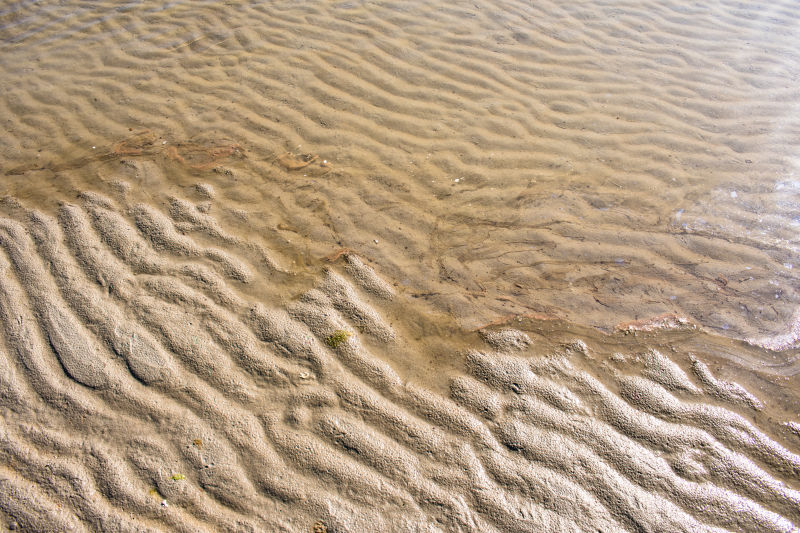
0, 1, 798, 531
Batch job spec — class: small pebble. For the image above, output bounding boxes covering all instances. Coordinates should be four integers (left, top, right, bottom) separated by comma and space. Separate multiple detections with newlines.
161, 500, 168, 508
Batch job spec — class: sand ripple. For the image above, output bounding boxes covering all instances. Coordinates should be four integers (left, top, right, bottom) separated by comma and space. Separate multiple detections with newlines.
1, 0, 799, 343
0, 181, 797, 531
1, 1, 800, 530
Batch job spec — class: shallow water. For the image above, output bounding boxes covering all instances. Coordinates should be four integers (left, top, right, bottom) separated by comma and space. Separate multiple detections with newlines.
0, 1, 799, 531
2, 0, 799, 346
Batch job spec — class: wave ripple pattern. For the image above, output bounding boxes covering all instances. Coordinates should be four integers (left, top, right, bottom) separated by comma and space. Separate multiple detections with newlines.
1, 0, 799, 342
0, 186, 797, 532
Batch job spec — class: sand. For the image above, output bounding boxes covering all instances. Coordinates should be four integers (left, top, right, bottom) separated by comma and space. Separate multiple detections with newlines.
0, 0, 799, 531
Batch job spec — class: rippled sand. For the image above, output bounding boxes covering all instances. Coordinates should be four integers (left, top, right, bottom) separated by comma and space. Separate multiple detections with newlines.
0, 1, 799, 531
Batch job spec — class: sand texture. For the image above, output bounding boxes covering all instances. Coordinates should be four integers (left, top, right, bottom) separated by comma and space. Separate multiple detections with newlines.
1, 0, 799, 531
0, 178, 797, 532
0, 0, 799, 344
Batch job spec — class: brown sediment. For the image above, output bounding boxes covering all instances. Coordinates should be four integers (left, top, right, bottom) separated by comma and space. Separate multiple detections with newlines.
323, 247, 357, 262
1, 0, 798, 343
4, 130, 242, 175
0, 176, 796, 531
165, 141, 244, 170
111, 130, 158, 156
277, 152, 319, 170
471, 311, 562, 332
0, 0, 799, 530
8, 130, 159, 175
4, 161, 47, 175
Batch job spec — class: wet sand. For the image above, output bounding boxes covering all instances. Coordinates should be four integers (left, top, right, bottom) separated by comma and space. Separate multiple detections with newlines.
0, 1, 799, 531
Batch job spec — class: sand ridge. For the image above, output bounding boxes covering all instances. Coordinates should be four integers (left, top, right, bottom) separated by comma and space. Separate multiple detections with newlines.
0, 176, 797, 531
0, 1, 799, 530
0, 0, 798, 343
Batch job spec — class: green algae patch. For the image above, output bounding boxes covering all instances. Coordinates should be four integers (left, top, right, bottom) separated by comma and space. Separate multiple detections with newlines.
326, 330, 351, 348
171, 473, 186, 481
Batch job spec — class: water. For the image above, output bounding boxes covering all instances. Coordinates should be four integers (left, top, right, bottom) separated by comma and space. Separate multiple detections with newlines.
1, 0, 798, 420
0, 1, 799, 530
2, 0, 798, 345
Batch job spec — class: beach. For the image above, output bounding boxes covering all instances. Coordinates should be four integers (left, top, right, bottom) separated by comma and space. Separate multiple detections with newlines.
0, 1, 798, 531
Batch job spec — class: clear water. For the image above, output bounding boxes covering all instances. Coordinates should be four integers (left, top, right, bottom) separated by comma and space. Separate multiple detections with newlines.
1, 0, 798, 421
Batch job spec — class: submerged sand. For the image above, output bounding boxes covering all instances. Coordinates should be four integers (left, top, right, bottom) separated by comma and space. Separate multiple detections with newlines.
0, 0, 799, 531
0, 164, 797, 532
1, 0, 799, 343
